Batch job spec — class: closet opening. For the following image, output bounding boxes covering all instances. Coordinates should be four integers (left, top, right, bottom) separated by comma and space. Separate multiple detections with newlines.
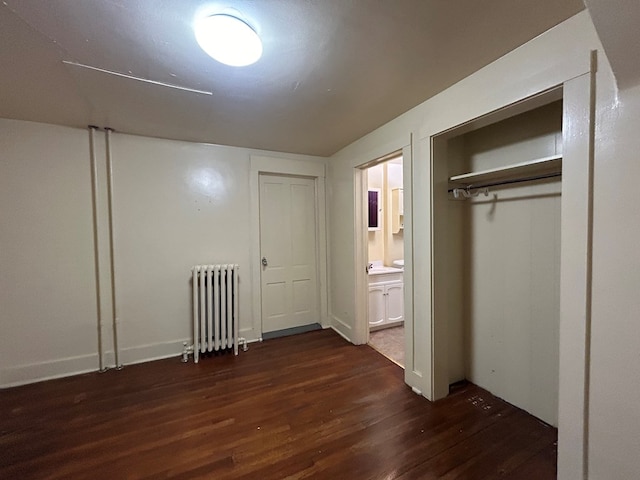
432, 87, 563, 427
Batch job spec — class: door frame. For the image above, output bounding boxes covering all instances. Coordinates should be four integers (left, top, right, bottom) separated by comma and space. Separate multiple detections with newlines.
249, 155, 328, 341
354, 145, 412, 350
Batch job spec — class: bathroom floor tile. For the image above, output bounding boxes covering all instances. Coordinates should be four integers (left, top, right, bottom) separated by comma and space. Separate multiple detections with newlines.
369, 325, 404, 367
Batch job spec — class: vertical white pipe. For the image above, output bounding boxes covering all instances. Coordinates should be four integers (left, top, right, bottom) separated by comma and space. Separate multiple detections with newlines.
214, 265, 220, 350
105, 127, 122, 369
207, 265, 213, 352
199, 264, 206, 355
89, 126, 106, 372
233, 264, 239, 355
221, 265, 227, 349
192, 267, 199, 363
226, 266, 233, 349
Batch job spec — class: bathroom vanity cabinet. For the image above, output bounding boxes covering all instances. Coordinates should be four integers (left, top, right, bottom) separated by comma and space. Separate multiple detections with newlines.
368, 270, 403, 330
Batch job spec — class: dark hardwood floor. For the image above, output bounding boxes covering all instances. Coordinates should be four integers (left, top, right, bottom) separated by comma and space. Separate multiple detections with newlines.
0, 330, 557, 479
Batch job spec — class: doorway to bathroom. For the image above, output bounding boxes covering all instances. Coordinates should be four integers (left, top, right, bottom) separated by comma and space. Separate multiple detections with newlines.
363, 154, 405, 367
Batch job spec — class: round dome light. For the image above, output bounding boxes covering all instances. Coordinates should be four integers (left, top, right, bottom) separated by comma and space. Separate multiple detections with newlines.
194, 14, 262, 67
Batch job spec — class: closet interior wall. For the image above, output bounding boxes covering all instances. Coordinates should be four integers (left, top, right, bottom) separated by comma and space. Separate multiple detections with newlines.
438, 101, 563, 427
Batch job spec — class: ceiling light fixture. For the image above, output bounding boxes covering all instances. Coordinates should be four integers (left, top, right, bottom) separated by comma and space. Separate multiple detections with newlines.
194, 14, 262, 67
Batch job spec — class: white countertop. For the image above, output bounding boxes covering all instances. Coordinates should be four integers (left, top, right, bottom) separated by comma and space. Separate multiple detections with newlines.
368, 266, 404, 275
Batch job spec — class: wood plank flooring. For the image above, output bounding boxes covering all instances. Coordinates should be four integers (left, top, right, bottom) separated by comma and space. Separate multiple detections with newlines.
0, 330, 557, 479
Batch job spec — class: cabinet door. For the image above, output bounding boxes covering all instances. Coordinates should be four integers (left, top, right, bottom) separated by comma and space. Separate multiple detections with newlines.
368, 285, 386, 326
385, 283, 404, 322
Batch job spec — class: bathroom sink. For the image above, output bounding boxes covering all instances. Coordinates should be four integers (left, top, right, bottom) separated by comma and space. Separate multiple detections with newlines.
392, 259, 404, 268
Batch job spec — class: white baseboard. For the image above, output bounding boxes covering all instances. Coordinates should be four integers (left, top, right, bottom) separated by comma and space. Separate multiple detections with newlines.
240, 327, 260, 343
1, 334, 261, 388
1, 340, 188, 388
119, 339, 188, 366
0, 353, 98, 388
330, 326, 353, 343
330, 315, 354, 343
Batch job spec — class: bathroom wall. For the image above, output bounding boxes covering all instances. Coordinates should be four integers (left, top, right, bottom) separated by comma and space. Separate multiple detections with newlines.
367, 163, 384, 262
368, 160, 404, 266
384, 159, 404, 266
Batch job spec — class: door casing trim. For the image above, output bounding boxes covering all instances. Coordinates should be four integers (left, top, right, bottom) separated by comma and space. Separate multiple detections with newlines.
250, 155, 328, 341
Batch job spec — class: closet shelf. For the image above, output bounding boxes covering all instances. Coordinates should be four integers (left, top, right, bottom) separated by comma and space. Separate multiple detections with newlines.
449, 154, 562, 187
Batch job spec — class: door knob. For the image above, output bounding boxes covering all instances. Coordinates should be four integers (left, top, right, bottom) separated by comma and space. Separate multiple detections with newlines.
261, 257, 268, 267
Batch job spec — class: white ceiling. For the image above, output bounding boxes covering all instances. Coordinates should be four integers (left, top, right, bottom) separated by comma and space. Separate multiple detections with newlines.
584, 0, 640, 90
0, 0, 585, 156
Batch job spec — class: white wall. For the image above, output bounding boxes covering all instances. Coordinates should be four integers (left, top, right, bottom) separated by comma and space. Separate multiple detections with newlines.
110, 134, 257, 362
588, 81, 640, 479
442, 135, 467, 385
0, 119, 326, 386
0, 121, 98, 384
329, 10, 640, 479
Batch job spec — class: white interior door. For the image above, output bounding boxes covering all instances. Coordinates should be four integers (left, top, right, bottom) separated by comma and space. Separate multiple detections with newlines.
259, 174, 319, 334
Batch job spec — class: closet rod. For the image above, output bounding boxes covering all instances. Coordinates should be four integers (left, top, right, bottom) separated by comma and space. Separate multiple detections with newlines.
448, 171, 561, 193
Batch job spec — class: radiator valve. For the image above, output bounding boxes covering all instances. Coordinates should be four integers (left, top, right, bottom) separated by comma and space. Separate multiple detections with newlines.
182, 342, 194, 363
